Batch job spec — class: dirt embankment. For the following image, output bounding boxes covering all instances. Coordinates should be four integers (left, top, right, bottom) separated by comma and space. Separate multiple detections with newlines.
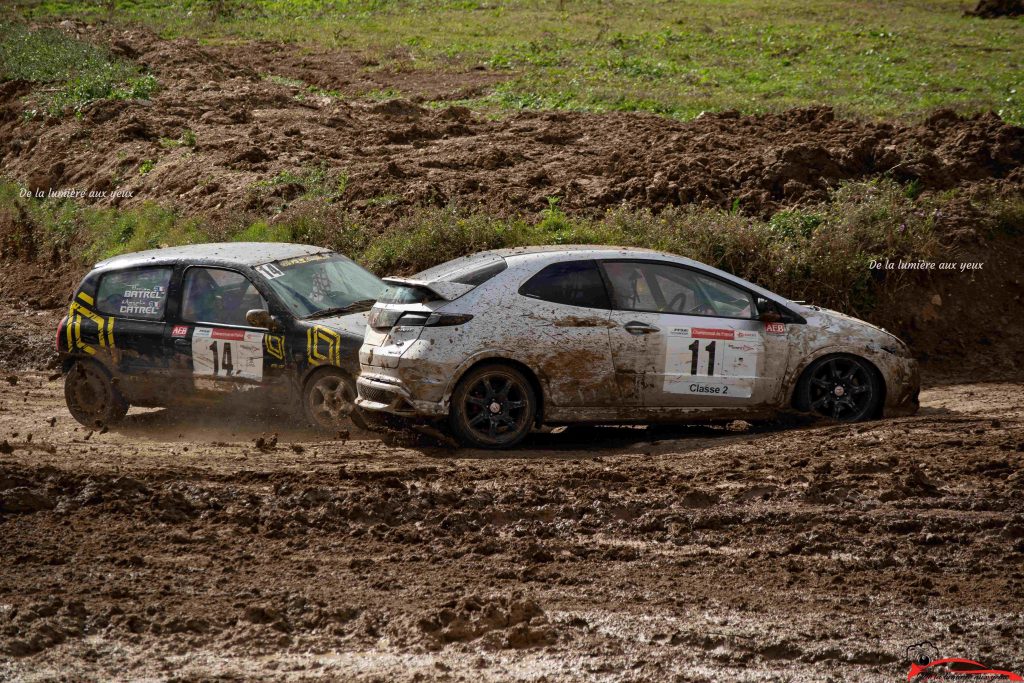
1, 24, 1022, 222
1, 372, 1022, 681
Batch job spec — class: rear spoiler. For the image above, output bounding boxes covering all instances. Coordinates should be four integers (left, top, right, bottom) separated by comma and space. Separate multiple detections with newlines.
382, 277, 475, 301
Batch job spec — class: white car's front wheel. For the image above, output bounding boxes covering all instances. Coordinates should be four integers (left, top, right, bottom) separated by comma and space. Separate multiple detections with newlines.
795, 354, 882, 421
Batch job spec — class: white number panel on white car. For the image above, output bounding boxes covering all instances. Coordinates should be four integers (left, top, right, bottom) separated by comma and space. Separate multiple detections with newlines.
664, 326, 762, 398
192, 327, 265, 381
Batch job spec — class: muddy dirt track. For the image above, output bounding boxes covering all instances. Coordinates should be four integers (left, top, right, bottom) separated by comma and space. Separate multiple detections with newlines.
1, 370, 1022, 681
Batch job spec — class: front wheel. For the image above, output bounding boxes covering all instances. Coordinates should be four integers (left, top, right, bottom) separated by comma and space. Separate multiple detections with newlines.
64, 360, 128, 428
303, 368, 367, 431
795, 355, 881, 422
449, 364, 537, 449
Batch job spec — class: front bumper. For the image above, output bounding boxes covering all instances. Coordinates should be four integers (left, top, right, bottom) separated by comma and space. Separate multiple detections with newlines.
881, 355, 920, 417
356, 371, 448, 417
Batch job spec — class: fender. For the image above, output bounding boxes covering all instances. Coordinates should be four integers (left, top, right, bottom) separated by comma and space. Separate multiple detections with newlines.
438, 348, 547, 409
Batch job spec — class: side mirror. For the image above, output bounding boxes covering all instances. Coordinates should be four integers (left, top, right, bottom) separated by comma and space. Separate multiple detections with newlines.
756, 297, 803, 324
246, 309, 279, 331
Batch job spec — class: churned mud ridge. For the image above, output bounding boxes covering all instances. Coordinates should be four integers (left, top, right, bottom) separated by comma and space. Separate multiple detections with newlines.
1, 372, 1022, 680
1, 23, 1022, 220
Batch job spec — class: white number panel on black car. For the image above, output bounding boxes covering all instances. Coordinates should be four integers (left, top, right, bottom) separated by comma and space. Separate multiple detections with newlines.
664, 326, 762, 398
192, 327, 265, 381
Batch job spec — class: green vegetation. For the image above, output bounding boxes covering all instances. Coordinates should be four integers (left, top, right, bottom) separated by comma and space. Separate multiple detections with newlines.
251, 163, 349, 202
8, 0, 1023, 123
0, 22, 157, 116
263, 73, 343, 100
4, 178, 1019, 317
158, 129, 198, 150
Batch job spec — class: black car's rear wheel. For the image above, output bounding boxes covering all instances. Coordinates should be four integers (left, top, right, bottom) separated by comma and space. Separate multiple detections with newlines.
303, 368, 367, 431
796, 355, 881, 422
449, 364, 536, 449
64, 360, 128, 429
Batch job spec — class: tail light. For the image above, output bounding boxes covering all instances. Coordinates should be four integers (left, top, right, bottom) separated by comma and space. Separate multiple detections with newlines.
56, 316, 67, 352
369, 308, 473, 330
425, 313, 473, 327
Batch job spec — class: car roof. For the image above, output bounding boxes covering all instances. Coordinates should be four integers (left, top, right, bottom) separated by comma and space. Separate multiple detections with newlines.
92, 242, 330, 271
412, 245, 793, 306
412, 245, 669, 280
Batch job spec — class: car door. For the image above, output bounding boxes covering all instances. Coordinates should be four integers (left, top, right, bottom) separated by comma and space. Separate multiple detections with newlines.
169, 266, 275, 394
602, 259, 788, 408
515, 259, 619, 407
89, 266, 176, 398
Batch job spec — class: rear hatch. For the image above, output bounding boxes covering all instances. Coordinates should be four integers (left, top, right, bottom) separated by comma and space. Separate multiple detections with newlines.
361, 256, 507, 368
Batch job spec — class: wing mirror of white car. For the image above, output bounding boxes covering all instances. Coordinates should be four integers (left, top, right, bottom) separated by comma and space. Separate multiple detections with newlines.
757, 298, 802, 324
246, 309, 281, 331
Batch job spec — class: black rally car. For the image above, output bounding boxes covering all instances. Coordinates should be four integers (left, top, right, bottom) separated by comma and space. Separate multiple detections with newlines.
57, 242, 385, 429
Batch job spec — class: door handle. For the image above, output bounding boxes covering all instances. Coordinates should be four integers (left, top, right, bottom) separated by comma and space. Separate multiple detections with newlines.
173, 338, 191, 347
624, 321, 659, 335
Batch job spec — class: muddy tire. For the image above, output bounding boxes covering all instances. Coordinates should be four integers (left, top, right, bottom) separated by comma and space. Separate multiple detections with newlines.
64, 360, 128, 429
449, 364, 537, 449
794, 354, 881, 422
302, 367, 367, 431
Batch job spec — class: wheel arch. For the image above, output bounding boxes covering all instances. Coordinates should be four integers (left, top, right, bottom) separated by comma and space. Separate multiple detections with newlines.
789, 350, 887, 417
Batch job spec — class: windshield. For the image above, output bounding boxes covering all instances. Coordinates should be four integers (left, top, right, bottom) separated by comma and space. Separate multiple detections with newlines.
254, 253, 385, 319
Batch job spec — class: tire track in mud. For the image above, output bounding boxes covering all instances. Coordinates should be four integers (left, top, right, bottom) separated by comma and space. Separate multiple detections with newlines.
1, 372, 1022, 680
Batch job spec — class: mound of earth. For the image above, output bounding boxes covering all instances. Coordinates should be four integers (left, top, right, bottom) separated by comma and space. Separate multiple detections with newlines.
1, 24, 1022, 222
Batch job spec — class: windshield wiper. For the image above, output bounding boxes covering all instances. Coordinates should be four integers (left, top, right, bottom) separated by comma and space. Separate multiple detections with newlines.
303, 299, 377, 319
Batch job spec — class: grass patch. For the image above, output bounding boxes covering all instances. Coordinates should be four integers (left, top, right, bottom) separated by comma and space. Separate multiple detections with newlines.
0, 22, 157, 116
8, 0, 1023, 123
3, 177, 1011, 317
263, 73, 343, 100
250, 163, 349, 202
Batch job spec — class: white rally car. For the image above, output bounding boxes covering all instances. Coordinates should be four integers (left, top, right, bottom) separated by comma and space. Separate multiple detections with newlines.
356, 246, 920, 448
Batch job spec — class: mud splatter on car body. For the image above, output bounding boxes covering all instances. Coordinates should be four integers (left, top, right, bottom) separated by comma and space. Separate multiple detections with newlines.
357, 246, 919, 446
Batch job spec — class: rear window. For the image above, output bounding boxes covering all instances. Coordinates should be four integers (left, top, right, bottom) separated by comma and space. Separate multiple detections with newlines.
95, 267, 173, 320
518, 260, 610, 309
377, 284, 439, 304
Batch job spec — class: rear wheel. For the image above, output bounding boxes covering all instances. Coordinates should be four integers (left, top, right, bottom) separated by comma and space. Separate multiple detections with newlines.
303, 368, 367, 431
795, 355, 881, 422
449, 364, 537, 449
64, 360, 128, 429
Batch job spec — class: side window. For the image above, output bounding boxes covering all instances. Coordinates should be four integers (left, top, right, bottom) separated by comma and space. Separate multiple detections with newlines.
602, 261, 754, 319
602, 261, 664, 312
518, 260, 610, 309
182, 268, 266, 326
692, 272, 755, 319
95, 267, 172, 320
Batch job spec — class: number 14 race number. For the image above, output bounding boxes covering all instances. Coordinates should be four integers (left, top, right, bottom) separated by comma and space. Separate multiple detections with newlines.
191, 328, 265, 381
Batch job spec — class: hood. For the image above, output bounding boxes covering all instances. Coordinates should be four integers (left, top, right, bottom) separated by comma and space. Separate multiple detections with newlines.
809, 306, 905, 345
301, 310, 369, 337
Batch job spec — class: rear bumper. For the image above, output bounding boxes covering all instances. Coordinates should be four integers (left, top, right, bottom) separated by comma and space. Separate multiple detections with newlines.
355, 371, 448, 417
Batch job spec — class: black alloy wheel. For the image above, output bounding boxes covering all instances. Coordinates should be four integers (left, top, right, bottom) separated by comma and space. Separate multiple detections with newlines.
798, 355, 881, 422
449, 364, 537, 448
